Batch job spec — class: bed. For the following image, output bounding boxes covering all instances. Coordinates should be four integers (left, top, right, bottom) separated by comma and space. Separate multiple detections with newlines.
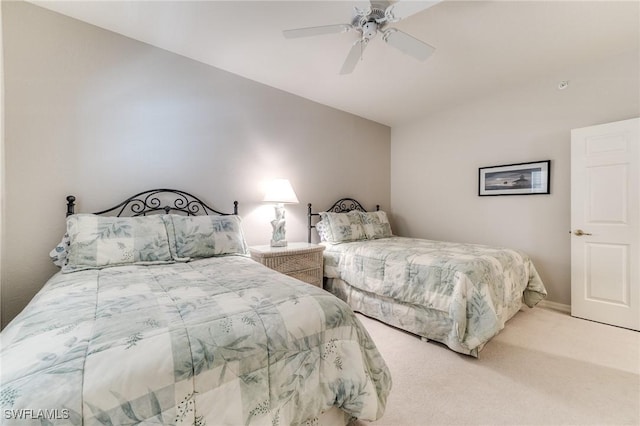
0, 190, 391, 425
307, 198, 547, 357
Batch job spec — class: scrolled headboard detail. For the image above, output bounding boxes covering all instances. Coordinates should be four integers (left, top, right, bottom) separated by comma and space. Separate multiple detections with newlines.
307, 197, 379, 243
66, 189, 238, 217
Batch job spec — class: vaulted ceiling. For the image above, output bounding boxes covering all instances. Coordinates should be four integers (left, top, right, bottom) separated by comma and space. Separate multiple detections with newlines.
30, 0, 640, 126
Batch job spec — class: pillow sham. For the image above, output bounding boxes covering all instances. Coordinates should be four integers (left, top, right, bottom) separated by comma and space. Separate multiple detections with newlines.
360, 211, 393, 239
318, 211, 367, 243
63, 214, 173, 273
165, 214, 248, 259
161, 215, 190, 262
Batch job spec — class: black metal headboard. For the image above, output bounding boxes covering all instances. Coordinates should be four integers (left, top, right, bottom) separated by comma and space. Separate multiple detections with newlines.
307, 197, 379, 243
66, 189, 238, 217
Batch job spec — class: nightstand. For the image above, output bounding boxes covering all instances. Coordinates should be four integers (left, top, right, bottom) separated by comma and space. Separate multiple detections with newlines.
249, 242, 325, 287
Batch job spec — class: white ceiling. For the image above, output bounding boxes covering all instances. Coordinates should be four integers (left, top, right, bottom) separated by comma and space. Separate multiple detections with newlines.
30, 0, 640, 127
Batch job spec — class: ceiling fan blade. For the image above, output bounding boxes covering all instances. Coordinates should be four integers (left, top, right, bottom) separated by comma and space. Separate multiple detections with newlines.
283, 24, 353, 39
383, 29, 435, 61
385, 0, 442, 22
340, 39, 368, 75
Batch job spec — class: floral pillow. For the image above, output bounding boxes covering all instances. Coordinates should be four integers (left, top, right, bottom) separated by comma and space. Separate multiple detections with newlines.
315, 220, 332, 242
318, 211, 367, 243
49, 233, 70, 268
360, 211, 393, 239
164, 214, 248, 259
63, 214, 173, 273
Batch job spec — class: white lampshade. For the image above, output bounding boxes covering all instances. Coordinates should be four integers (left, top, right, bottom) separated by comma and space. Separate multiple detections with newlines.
263, 179, 299, 204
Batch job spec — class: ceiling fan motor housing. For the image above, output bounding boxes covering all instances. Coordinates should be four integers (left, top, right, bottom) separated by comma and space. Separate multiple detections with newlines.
362, 21, 378, 38
352, 7, 386, 39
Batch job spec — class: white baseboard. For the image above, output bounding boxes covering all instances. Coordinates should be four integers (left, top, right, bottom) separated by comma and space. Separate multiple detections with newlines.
537, 300, 571, 314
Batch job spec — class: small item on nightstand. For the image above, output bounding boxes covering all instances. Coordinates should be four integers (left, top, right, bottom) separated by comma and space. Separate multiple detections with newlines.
263, 178, 299, 247
249, 242, 325, 287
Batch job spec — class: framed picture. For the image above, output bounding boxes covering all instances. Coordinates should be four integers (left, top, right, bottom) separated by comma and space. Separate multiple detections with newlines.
479, 160, 550, 196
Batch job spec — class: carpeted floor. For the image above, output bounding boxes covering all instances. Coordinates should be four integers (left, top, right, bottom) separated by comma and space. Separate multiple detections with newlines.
353, 307, 640, 426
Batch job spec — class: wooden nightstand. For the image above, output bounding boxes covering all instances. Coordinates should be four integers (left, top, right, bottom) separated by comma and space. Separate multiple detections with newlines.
249, 242, 325, 287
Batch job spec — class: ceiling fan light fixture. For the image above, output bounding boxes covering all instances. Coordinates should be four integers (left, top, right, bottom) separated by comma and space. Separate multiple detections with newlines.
362, 21, 378, 39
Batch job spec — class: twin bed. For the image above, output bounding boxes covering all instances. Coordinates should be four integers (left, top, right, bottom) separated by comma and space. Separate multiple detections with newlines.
0, 190, 391, 425
308, 198, 547, 357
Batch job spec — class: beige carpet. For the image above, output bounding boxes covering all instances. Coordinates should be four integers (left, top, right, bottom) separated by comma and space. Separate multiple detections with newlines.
354, 307, 640, 426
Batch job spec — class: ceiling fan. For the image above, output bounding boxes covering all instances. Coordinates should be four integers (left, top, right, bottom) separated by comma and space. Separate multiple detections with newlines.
283, 0, 442, 74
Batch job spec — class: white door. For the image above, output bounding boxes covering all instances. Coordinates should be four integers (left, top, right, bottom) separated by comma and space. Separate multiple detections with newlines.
571, 118, 639, 331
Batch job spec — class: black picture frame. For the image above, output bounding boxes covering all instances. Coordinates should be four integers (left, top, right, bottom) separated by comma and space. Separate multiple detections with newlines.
479, 160, 550, 196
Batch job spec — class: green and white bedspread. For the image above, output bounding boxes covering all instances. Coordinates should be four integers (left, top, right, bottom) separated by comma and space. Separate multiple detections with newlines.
323, 237, 547, 355
0, 256, 391, 425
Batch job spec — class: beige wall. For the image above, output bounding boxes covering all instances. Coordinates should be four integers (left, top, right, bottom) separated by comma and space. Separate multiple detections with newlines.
3, 2, 636, 326
0, 2, 390, 327
391, 49, 640, 306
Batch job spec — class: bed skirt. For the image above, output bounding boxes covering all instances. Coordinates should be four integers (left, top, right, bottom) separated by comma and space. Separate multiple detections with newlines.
325, 277, 524, 357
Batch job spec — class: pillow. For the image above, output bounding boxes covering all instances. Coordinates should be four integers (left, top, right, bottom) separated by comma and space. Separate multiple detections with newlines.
63, 214, 173, 273
165, 214, 248, 259
318, 211, 367, 243
315, 220, 331, 242
49, 233, 70, 268
161, 215, 190, 262
360, 211, 393, 239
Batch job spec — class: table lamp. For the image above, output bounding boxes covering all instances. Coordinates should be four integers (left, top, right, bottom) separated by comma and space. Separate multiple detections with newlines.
263, 179, 299, 247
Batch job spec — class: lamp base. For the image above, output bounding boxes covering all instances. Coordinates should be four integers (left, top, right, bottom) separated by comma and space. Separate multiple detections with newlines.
270, 203, 287, 248
270, 239, 288, 248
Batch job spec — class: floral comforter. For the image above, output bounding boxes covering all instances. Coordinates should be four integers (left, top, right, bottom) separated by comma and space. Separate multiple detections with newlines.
0, 256, 391, 425
323, 237, 547, 355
